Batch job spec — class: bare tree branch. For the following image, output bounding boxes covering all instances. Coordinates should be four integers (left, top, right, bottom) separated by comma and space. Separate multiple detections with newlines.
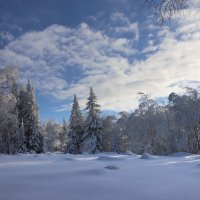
145, 0, 187, 24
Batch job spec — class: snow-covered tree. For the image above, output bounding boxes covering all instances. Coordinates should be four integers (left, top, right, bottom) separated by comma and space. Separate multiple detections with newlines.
18, 80, 43, 153
57, 118, 67, 152
42, 120, 63, 152
41, 119, 68, 152
67, 95, 83, 154
116, 111, 130, 152
0, 67, 44, 154
0, 95, 19, 154
102, 115, 120, 152
168, 88, 200, 154
81, 88, 103, 154
0, 67, 19, 154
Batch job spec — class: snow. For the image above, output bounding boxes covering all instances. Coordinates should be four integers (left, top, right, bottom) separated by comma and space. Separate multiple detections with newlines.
0, 152, 200, 200
141, 153, 156, 159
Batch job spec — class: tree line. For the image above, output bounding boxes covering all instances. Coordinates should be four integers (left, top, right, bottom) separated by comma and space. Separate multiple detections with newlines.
1, 66, 200, 155
0, 66, 43, 154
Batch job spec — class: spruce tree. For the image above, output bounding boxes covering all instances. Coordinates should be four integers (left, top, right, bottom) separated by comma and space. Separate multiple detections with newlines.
81, 87, 103, 154
18, 80, 43, 153
67, 95, 83, 154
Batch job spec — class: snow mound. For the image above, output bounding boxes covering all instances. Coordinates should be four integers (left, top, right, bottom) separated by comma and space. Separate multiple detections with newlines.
53, 151, 64, 154
104, 165, 119, 170
141, 153, 157, 160
124, 151, 136, 155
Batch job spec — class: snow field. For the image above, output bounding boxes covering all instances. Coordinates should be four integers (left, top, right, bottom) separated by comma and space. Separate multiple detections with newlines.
0, 152, 200, 200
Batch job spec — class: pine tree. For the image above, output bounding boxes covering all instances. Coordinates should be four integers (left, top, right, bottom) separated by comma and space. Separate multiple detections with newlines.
18, 80, 43, 153
81, 87, 103, 154
67, 95, 83, 154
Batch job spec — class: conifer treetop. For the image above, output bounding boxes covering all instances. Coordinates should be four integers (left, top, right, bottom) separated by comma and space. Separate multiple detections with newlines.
85, 87, 101, 117
69, 94, 83, 129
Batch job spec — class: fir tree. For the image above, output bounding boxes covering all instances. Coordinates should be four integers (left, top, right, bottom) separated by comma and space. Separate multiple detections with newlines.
67, 95, 83, 154
18, 80, 43, 153
81, 88, 103, 154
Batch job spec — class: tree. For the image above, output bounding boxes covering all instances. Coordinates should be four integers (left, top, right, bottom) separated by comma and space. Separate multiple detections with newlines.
43, 120, 62, 152
18, 80, 43, 153
81, 88, 103, 154
0, 67, 44, 154
58, 118, 68, 152
0, 67, 19, 154
145, 0, 187, 24
116, 111, 130, 152
17, 119, 27, 153
123, 93, 168, 155
102, 115, 116, 152
168, 88, 200, 153
67, 95, 83, 154
0, 94, 19, 154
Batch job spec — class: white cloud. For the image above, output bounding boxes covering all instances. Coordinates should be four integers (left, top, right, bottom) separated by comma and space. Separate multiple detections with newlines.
110, 12, 130, 25
109, 12, 139, 41
56, 104, 72, 112
0, 21, 137, 108
1, 6, 200, 112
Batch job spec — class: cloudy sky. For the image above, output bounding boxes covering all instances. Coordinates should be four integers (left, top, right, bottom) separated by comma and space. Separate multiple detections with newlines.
0, 0, 200, 122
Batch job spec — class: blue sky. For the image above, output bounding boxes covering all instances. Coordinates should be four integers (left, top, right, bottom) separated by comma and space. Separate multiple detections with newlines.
0, 0, 200, 122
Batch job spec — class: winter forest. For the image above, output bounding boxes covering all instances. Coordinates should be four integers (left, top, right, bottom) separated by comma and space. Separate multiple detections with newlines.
1, 1, 200, 200
1, 66, 200, 155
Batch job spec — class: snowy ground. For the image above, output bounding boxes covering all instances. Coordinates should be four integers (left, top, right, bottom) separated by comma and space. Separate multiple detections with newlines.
0, 152, 200, 200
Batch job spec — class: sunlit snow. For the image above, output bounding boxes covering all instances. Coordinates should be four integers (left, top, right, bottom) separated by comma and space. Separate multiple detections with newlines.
0, 152, 199, 200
